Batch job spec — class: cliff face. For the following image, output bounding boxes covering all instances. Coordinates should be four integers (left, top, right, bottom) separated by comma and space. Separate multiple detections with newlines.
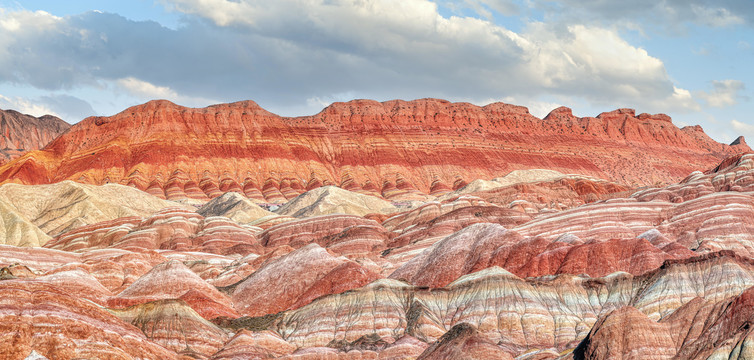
0, 99, 746, 201
0, 109, 70, 165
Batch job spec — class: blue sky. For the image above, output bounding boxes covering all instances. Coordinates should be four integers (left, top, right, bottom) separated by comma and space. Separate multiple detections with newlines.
0, 0, 752, 143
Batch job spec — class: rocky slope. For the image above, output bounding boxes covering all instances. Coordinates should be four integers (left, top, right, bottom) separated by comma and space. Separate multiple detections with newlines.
0, 99, 746, 203
0, 152, 749, 358
0, 181, 190, 246
0, 109, 69, 165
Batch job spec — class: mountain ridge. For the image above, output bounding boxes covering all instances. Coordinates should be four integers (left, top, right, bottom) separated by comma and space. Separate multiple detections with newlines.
0, 108, 70, 165
0, 98, 746, 202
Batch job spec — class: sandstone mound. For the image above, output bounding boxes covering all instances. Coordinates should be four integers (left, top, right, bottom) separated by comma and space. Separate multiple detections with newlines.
0, 281, 176, 359
260, 214, 390, 256
198, 191, 275, 223
111, 259, 233, 311
45, 207, 263, 255
276, 185, 397, 217
209, 330, 296, 359
230, 243, 380, 316
109, 299, 229, 356
417, 323, 513, 360
576, 286, 754, 359
390, 223, 514, 288
0, 199, 50, 247
456, 169, 569, 194
0, 181, 189, 237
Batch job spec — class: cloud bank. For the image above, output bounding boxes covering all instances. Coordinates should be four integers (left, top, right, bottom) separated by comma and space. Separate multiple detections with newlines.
0, 1, 699, 117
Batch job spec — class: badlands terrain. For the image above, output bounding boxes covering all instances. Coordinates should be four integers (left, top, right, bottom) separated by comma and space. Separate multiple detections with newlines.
0, 99, 752, 359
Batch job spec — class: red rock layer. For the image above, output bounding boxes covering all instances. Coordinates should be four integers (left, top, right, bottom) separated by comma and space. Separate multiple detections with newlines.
0, 99, 746, 199
45, 207, 263, 256
460, 176, 631, 209
417, 323, 513, 360
387, 153, 754, 286
0, 109, 69, 166
209, 330, 296, 359
230, 244, 381, 317
110, 299, 230, 357
575, 286, 754, 359
260, 214, 390, 256
0, 280, 176, 359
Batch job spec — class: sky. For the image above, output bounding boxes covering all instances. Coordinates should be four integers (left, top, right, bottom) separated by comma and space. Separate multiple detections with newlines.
0, 0, 751, 144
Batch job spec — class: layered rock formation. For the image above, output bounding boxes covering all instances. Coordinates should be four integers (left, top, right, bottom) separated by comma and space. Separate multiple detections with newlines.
0, 99, 746, 203
0, 280, 177, 359
574, 285, 754, 359
0, 121, 750, 359
45, 207, 263, 255
0, 109, 69, 165
197, 192, 274, 224
0, 181, 189, 243
276, 185, 397, 217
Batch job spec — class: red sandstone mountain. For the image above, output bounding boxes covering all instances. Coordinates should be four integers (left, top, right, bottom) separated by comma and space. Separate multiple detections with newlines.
0, 108, 69, 165
0, 99, 745, 201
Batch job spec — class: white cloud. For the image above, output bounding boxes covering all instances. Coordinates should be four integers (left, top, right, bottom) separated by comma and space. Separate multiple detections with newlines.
478, 0, 520, 16
530, 0, 754, 29
730, 119, 754, 144
156, 1, 686, 109
691, 5, 744, 27
665, 86, 701, 112
697, 80, 746, 108
0, 2, 709, 121
0, 94, 60, 118
0, 9, 59, 32
115, 77, 219, 108
117, 77, 178, 100
731, 119, 754, 134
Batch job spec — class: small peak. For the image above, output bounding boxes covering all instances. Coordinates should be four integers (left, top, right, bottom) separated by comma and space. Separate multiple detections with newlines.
653, 113, 672, 122
482, 102, 530, 115
543, 106, 573, 121
597, 108, 636, 119
139, 99, 180, 109
208, 100, 272, 115
0, 267, 17, 280
113, 100, 181, 119
637, 113, 672, 123
680, 124, 704, 133
731, 136, 747, 146
319, 99, 384, 115
396, 98, 451, 105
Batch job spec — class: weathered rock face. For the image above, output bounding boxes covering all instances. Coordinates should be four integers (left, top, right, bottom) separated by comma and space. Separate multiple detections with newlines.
209, 330, 296, 359
0, 181, 190, 241
0, 109, 69, 165
230, 244, 380, 317
109, 299, 230, 357
275, 185, 397, 217
575, 286, 754, 360
0, 99, 746, 201
198, 191, 275, 224
259, 214, 390, 257
0, 280, 177, 360
45, 207, 263, 256
417, 323, 514, 360
267, 253, 754, 354
0, 150, 751, 358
